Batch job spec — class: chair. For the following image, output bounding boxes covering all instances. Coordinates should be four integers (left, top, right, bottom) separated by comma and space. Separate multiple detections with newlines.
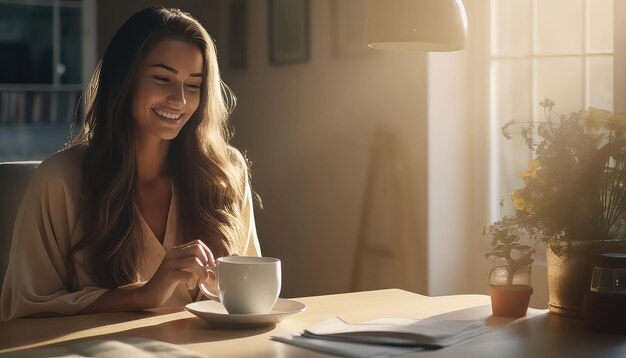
0, 161, 40, 289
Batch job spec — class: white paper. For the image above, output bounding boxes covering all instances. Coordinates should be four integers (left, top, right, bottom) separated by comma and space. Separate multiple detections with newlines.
272, 305, 501, 357
302, 316, 491, 347
272, 335, 425, 358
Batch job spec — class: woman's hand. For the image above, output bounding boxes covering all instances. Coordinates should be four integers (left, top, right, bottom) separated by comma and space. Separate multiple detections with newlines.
140, 240, 215, 308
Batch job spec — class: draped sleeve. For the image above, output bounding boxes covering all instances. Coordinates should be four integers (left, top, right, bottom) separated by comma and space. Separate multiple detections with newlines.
1, 148, 108, 320
241, 180, 261, 257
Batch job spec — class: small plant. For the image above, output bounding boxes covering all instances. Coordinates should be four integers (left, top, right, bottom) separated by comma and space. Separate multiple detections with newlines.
483, 215, 538, 285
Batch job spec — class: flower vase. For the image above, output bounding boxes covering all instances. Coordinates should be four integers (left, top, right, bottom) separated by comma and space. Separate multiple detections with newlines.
546, 240, 626, 319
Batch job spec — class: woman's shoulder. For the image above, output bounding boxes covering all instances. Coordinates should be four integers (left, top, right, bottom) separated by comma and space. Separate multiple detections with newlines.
226, 146, 247, 170
226, 146, 250, 184
33, 146, 86, 190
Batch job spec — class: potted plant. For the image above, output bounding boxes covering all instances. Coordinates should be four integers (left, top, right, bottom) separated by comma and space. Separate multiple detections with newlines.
484, 216, 538, 317
489, 99, 626, 318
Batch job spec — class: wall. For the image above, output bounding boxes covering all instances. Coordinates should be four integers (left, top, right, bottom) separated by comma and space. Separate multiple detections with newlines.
217, 0, 429, 297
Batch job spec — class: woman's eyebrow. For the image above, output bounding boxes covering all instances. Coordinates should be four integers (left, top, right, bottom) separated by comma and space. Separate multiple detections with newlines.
150, 63, 178, 73
150, 63, 203, 77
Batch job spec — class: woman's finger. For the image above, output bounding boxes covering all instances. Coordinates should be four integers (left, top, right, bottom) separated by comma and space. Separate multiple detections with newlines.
171, 239, 202, 251
191, 239, 216, 266
170, 240, 215, 266
166, 247, 205, 266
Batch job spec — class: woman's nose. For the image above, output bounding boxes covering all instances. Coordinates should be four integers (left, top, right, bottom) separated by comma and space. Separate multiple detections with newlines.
167, 85, 186, 108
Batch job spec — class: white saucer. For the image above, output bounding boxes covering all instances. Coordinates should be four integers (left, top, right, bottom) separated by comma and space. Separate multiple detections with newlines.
185, 298, 306, 327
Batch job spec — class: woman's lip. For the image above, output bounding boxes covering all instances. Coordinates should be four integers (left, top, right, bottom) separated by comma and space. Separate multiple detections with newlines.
151, 107, 184, 120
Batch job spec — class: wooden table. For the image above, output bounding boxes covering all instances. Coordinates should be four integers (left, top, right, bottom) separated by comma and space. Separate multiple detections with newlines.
0, 289, 624, 357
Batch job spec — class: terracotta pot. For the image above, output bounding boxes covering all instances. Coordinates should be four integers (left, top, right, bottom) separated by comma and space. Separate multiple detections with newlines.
489, 284, 533, 317
546, 240, 626, 319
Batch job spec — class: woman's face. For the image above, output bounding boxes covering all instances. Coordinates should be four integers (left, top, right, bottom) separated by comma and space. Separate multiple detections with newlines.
132, 39, 204, 141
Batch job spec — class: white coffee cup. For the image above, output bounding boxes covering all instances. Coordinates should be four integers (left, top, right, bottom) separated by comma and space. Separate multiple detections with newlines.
199, 256, 282, 314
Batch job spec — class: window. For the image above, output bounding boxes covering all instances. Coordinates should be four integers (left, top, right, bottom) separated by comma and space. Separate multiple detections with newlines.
490, 0, 615, 222
0, 0, 96, 160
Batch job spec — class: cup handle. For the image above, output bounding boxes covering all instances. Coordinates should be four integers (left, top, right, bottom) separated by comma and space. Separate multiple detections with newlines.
199, 266, 221, 302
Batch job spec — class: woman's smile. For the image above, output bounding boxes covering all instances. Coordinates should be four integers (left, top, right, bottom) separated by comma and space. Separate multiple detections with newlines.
151, 107, 184, 122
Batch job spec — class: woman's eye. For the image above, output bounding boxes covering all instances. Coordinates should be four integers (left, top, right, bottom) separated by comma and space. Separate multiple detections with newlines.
185, 83, 201, 91
153, 76, 169, 83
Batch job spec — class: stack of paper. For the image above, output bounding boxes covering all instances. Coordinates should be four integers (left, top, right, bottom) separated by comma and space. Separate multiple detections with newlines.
273, 315, 492, 357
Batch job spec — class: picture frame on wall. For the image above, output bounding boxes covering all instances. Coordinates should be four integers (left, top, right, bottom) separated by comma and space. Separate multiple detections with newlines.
269, 0, 310, 65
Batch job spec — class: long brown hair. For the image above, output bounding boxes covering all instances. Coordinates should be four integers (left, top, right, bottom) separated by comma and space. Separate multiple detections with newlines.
66, 7, 248, 289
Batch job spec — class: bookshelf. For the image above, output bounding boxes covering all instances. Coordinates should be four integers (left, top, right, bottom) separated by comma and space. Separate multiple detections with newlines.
0, 85, 83, 125
0, 0, 96, 160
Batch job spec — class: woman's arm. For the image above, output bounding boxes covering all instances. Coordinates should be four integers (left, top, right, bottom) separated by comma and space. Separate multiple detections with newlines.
78, 284, 146, 314
1, 153, 109, 320
80, 240, 215, 314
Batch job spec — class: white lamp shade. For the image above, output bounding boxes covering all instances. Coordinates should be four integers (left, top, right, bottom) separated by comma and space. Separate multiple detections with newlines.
368, 0, 467, 51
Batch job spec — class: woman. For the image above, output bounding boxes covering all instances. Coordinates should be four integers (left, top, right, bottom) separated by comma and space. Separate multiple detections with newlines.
0, 7, 260, 320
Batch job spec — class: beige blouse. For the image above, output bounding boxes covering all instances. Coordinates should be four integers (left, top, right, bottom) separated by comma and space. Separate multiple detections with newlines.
0, 147, 261, 320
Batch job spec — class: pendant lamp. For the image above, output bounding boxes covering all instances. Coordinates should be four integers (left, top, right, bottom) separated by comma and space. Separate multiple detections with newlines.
368, 0, 467, 51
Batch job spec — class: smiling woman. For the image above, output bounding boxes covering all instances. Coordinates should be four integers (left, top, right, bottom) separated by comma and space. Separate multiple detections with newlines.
0, 7, 261, 320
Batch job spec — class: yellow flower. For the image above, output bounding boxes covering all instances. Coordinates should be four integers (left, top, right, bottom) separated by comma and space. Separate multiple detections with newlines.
518, 160, 540, 181
511, 189, 535, 215
578, 107, 613, 133
606, 113, 626, 132
511, 189, 526, 211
